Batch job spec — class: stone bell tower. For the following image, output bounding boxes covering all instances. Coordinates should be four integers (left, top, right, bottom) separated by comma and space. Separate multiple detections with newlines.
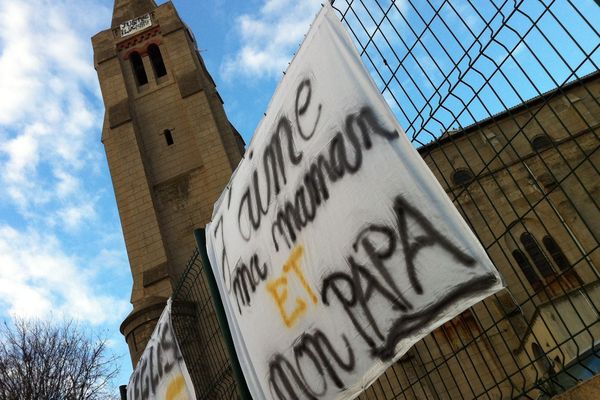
92, 0, 244, 365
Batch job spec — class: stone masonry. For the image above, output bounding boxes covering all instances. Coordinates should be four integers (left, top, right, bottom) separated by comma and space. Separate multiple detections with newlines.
92, 0, 244, 365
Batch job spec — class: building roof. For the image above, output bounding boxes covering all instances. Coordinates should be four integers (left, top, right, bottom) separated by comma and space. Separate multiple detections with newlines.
417, 69, 600, 154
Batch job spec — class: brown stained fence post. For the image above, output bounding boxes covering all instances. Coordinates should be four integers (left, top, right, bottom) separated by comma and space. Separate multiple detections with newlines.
193, 228, 253, 400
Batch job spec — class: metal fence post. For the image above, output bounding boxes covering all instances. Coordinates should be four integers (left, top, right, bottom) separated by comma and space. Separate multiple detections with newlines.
119, 385, 127, 400
193, 228, 253, 400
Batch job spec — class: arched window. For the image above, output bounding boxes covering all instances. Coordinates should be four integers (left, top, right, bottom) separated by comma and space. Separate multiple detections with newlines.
130, 52, 148, 86
148, 44, 167, 78
163, 129, 174, 146
452, 168, 474, 186
520, 233, 554, 278
512, 249, 543, 291
542, 236, 570, 272
531, 134, 553, 152
543, 235, 582, 287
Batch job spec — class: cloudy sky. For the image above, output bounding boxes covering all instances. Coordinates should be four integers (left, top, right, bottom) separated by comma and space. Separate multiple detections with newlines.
0, 0, 322, 386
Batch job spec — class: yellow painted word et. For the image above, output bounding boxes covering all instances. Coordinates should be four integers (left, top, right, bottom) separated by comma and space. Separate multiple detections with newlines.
267, 245, 318, 328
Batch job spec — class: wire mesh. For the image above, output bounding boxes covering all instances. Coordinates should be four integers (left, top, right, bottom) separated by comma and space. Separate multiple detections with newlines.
171, 0, 600, 398
330, 0, 600, 398
171, 249, 237, 400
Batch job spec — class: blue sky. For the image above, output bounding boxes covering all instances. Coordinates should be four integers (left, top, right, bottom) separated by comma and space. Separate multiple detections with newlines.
0, 0, 597, 390
0, 0, 323, 387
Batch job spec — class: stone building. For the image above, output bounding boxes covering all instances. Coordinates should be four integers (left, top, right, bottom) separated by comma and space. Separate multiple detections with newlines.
92, 0, 244, 365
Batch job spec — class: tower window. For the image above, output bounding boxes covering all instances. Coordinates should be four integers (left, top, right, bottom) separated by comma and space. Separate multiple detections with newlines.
512, 249, 543, 292
130, 51, 148, 86
163, 129, 174, 146
542, 236, 570, 272
543, 235, 582, 286
520, 232, 554, 278
148, 44, 167, 78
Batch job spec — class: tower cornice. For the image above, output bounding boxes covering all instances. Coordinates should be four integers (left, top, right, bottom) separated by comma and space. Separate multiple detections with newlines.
116, 26, 162, 55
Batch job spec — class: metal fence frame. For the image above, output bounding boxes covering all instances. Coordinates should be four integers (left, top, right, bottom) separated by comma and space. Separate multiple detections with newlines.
172, 1, 600, 398
172, 249, 238, 400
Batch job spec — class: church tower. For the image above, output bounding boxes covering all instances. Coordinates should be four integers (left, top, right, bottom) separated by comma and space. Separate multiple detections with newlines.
92, 0, 244, 365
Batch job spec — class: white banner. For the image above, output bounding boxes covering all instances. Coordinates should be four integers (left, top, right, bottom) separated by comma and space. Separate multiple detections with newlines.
127, 299, 196, 400
206, 4, 503, 400
120, 13, 152, 37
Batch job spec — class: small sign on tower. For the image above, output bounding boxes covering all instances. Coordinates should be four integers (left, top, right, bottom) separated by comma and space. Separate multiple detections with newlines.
120, 13, 152, 37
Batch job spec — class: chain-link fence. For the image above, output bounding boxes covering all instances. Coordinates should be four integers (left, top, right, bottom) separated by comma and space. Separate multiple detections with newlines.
171, 249, 237, 400
333, 0, 600, 398
171, 0, 600, 398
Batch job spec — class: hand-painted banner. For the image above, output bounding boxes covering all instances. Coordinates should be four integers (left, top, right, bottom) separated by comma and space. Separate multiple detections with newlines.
127, 299, 196, 400
205, 4, 503, 400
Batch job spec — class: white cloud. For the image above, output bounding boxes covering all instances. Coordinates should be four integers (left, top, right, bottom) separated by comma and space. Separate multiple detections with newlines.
57, 202, 98, 232
0, 0, 106, 218
0, 225, 128, 325
0, 0, 130, 327
3, 133, 39, 185
221, 0, 322, 80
